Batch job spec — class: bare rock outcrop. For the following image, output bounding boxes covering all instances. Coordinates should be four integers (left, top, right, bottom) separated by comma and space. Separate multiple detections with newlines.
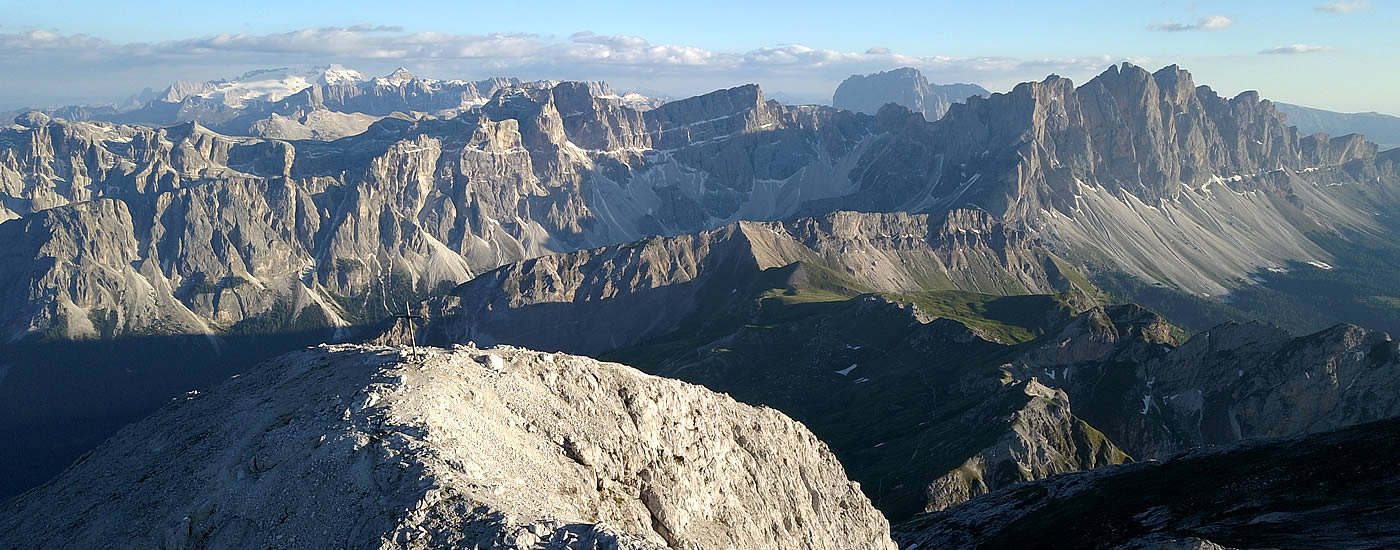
922, 380, 1128, 513
0, 344, 894, 550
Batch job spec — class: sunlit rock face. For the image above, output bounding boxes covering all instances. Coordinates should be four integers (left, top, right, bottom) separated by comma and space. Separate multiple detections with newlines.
0, 344, 896, 550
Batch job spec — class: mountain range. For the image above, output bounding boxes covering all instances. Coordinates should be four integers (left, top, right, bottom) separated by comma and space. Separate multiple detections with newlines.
389, 212, 1400, 520
5, 63, 1397, 344
11, 65, 666, 142
4, 61, 1400, 547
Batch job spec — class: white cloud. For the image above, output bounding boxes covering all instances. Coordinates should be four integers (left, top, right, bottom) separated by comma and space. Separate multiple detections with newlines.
1260, 44, 1337, 55
1149, 15, 1234, 32
1315, 1, 1370, 13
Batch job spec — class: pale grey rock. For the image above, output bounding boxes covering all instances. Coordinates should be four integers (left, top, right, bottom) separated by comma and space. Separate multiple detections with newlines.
0, 199, 191, 340
0, 344, 895, 550
247, 110, 382, 141
1, 81, 863, 339
12, 111, 51, 128
833, 68, 989, 121
870, 62, 1400, 294
381, 227, 1120, 520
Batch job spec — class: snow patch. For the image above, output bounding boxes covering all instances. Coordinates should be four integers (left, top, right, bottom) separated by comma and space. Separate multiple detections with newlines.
1140, 375, 1156, 415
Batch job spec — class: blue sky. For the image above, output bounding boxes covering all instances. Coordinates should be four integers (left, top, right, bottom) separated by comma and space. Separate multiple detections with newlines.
2, 0, 1396, 113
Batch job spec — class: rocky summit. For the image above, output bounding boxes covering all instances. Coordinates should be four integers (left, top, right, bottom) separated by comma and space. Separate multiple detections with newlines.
833, 67, 990, 121
0, 344, 894, 550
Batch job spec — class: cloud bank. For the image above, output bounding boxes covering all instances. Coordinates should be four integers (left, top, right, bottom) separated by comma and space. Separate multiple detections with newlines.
0, 26, 1146, 108
1148, 15, 1234, 32
1260, 44, 1336, 55
1315, 1, 1370, 14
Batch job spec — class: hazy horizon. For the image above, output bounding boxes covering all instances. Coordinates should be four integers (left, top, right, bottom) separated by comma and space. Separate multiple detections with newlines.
2, 0, 1397, 115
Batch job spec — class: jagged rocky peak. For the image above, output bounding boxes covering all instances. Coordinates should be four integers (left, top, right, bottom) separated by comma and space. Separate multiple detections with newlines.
644, 84, 781, 146
480, 84, 568, 145
0, 344, 896, 549
470, 79, 661, 153
0, 78, 865, 340
157, 79, 221, 103
1301, 131, 1377, 165
0, 199, 157, 340
833, 67, 990, 121
314, 63, 365, 86
920, 62, 1325, 220
381, 66, 417, 85
3, 62, 1398, 340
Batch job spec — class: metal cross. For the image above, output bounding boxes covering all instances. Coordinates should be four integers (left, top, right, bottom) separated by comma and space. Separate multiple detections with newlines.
393, 300, 422, 355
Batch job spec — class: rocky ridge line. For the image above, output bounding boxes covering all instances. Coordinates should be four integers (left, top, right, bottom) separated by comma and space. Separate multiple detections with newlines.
0, 343, 895, 550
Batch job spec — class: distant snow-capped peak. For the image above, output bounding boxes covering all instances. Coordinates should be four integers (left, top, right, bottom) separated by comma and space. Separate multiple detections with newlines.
157, 65, 369, 108
380, 67, 417, 86
317, 64, 367, 87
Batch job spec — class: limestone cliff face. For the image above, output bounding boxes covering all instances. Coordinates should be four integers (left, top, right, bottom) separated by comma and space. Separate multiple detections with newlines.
0, 118, 290, 220
0, 344, 895, 550
1143, 321, 1400, 451
927, 64, 1306, 209
0, 81, 871, 340
0, 199, 180, 339
833, 68, 990, 121
394, 243, 1131, 522
859, 63, 1400, 294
